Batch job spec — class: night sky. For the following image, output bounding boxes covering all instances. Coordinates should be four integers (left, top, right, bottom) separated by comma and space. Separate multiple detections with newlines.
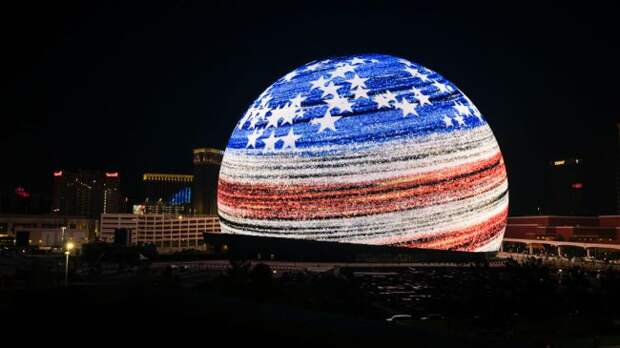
3, 1, 618, 214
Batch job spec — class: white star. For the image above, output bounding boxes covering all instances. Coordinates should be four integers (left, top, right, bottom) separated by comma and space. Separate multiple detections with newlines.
330, 68, 347, 79
405, 67, 430, 82
410, 86, 422, 95
342, 64, 356, 73
350, 57, 365, 65
463, 94, 482, 120
242, 107, 266, 129
325, 95, 353, 113
289, 94, 306, 108
295, 108, 304, 119
320, 82, 342, 98
411, 88, 431, 106
433, 81, 451, 93
404, 66, 420, 77
262, 131, 280, 151
311, 110, 341, 132
246, 128, 264, 148
258, 95, 272, 108
352, 87, 369, 99
346, 74, 368, 89
310, 76, 328, 90
373, 93, 391, 109
330, 64, 355, 79
255, 106, 270, 120
238, 107, 256, 129
395, 98, 418, 117
280, 129, 301, 149
279, 103, 298, 125
453, 101, 472, 116
283, 71, 297, 81
305, 62, 322, 71
265, 108, 282, 128
454, 115, 466, 126
384, 90, 397, 103
442, 115, 453, 127
418, 72, 430, 82
249, 115, 262, 129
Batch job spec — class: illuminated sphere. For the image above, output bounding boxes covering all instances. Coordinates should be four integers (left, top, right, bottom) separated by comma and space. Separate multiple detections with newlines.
218, 54, 508, 252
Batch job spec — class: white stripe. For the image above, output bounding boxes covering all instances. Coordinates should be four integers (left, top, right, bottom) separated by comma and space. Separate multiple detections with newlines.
221, 125, 500, 185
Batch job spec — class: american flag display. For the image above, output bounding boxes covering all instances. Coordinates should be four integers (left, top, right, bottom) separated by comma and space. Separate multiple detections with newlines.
218, 54, 508, 252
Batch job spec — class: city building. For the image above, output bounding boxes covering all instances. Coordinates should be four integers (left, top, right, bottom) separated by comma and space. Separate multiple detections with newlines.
502, 215, 620, 257
0, 214, 94, 250
616, 123, 620, 214
0, 186, 49, 214
141, 173, 193, 215
504, 215, 619, 243
102, 172, 121, 214
100, 213, 220, 253
191, 148, 223, 215
52, 170, 123, 218
543, 158, 586, 215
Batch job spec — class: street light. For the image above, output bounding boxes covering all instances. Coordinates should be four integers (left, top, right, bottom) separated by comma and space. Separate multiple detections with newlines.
60, 226, 66, 251
64, 241, 74, 287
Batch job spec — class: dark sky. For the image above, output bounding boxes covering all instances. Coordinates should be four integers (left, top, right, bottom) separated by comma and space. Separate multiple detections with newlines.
2, 1, 619, 214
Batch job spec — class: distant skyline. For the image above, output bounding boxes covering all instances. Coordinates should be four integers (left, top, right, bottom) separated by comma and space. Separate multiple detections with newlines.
3, 1, 619, 214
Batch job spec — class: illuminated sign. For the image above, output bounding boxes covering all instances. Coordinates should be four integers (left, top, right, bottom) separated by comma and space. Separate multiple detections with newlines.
105, 172, 119, 178
218, 54, 508, 252
53, 171, 63, 177
553, 160, 566, 166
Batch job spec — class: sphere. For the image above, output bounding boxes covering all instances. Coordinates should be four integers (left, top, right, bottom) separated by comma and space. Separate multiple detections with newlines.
218, 54, 508, 252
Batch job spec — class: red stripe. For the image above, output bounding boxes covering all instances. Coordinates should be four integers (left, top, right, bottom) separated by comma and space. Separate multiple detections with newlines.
218, 152, 506, 220
393, 207, 508, 251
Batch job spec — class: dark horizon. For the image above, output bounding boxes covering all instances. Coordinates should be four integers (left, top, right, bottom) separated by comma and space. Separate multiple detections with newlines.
3, 1, 619, 215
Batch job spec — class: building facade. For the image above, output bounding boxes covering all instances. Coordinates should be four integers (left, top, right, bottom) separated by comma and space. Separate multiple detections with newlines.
52, 170, 123, 218
616, 123, 620, 214
141, 173, 193, 215
191, 148, 223, 215
100, 213, 220, 253
505, 215, 619, 244
0, 214, 93, 250
102, 172, 121, 214
543, 158, 586, 215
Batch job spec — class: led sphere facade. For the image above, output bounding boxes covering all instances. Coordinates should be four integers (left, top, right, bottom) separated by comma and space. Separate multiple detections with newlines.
218, 54, 508, 252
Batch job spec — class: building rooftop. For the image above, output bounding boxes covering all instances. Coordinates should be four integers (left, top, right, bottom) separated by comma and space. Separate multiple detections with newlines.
142, 173, 194, 182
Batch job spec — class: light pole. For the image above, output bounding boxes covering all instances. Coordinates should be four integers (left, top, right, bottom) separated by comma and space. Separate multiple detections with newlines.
64, 241, 74, 287
60, 226, 66, 251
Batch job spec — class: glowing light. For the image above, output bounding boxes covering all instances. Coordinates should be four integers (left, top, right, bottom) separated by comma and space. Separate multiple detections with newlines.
105, 172, 119, 178
571, 183, 583, 189
53, 171, 63, 177
14, 187, 30, 198
133, 205, 145, 215
143, 173, 193, 182
169, 187, 191, 205
66, 242, 75, 251
217, 54, 509, 252
553, 160, 565, 166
